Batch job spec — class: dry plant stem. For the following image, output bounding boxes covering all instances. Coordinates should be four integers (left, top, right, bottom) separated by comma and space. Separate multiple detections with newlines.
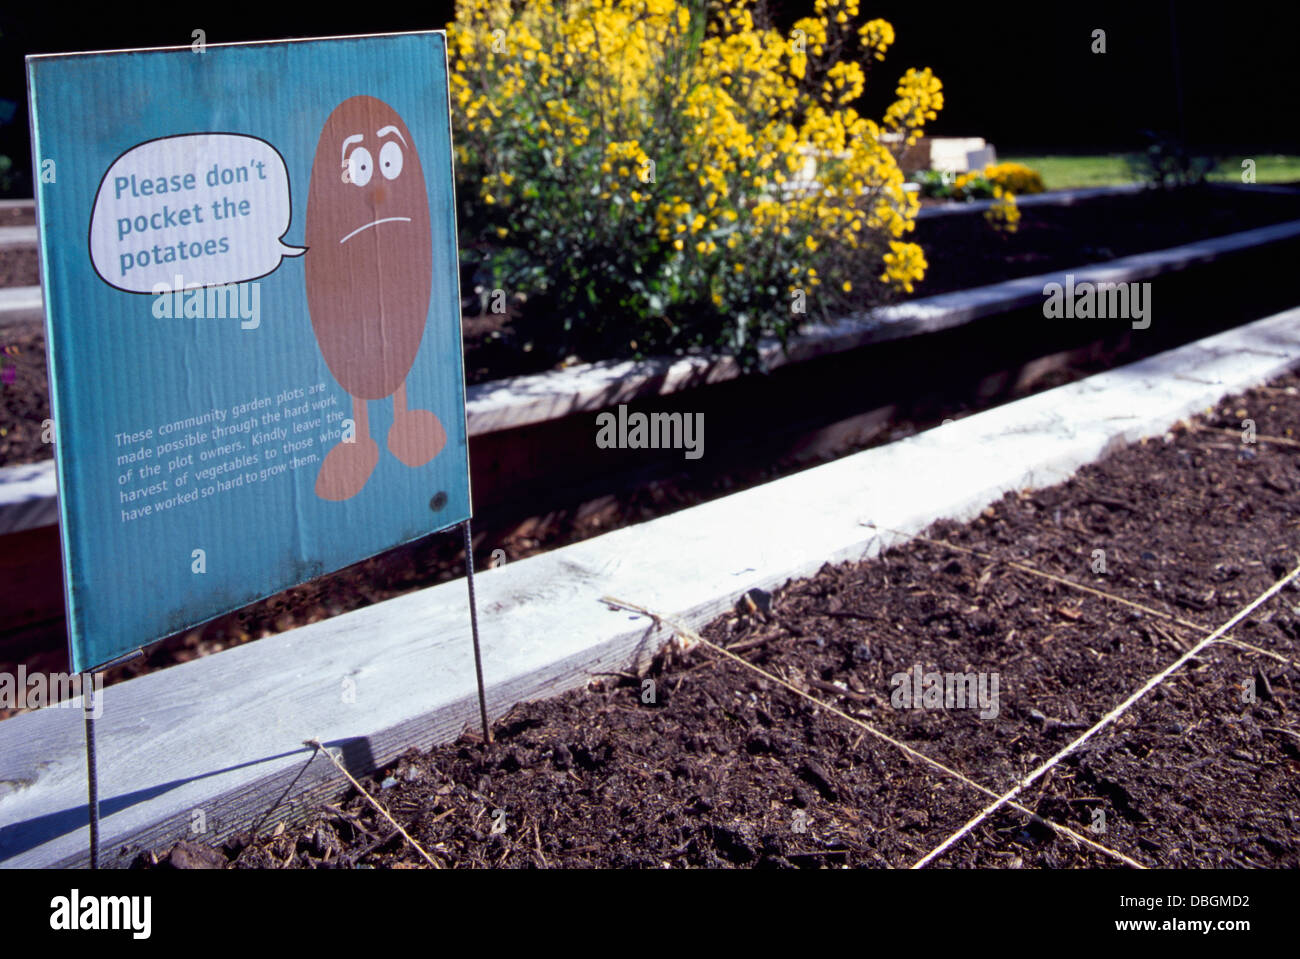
1190, 422, 1300, 449
865, 523, 1212, 634
872, 525, 1300, 671
304, 739, 441, 869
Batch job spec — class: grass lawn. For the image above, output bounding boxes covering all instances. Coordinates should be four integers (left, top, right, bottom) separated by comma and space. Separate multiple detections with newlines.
1002, 153, 1300, 191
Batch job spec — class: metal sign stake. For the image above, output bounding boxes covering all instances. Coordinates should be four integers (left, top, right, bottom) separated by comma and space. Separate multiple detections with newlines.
82, 675, 100, 869
462, 519, 492, 744
79, 650, 139, 868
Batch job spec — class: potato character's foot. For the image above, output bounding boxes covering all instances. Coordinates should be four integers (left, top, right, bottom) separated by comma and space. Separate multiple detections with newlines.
315, 436, 380, 501
388, 406, 446, 467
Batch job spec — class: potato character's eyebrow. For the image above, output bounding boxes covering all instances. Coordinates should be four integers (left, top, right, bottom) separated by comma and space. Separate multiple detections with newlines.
340, 134, 364, 166
376, 125, 406, 146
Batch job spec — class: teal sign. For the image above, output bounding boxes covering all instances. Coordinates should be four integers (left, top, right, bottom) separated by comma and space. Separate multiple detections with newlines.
27, 32, 469, 671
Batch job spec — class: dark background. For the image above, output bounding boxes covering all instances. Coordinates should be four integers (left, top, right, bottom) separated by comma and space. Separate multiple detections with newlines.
1, 0, 1295, 197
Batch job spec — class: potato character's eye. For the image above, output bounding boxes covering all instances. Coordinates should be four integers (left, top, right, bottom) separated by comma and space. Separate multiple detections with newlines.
346, 147, 373, 187
379, 140, 404, 180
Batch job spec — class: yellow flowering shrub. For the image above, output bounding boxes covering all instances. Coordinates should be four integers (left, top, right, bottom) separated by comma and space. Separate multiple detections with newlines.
942, 163, 1040, 234
984, 162, 1045, 196
449, 0, 943, 364
950, 170, 987, 199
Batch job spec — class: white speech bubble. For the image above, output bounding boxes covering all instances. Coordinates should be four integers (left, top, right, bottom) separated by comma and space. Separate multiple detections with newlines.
89, 133, 305, 293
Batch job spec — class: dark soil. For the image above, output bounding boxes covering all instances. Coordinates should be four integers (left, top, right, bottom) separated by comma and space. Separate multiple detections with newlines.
0, 321, 49, 463
150, 371, 1300, 868
0, 202, 38, 287
0, 247, 37, 288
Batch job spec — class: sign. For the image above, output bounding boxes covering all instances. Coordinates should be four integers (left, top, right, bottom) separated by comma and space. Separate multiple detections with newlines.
27, 32, 470, 671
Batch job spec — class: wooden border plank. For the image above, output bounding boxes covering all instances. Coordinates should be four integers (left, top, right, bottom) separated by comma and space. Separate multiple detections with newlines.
0, 461, 57, 534
916, 183, 1144, 218
0, 226, 38, 251
0, 286, 42, 330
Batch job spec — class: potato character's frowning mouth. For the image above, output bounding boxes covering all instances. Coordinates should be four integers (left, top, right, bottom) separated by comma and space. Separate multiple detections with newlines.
339, 216, 412, 245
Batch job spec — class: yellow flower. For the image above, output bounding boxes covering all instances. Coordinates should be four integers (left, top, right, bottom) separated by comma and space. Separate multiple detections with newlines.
985, 191, 1021, 233
880, 240, 927, 293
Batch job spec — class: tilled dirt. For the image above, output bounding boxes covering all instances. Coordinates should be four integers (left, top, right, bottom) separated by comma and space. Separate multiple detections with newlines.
150, 371, 1300, 868
0, 247, 37, 289
0, 203, 38, 286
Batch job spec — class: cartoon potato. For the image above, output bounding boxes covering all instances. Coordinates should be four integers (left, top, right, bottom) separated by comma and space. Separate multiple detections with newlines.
305, 95, 446, 501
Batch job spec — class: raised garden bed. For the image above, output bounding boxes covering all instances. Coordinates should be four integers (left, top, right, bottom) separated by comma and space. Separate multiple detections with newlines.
161, 366, 1300, 868
4, 186, 1300, 694
4, 205, 1300, 688
4, 184, 1300, 400
5, 185, 1300, 469
3, 308, 1298, 867
909, 184, 1300, 293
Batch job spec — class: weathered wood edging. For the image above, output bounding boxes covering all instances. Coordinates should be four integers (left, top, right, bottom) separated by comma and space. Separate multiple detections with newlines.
0, 225, 38, 251
0, 285, 42, 330
915, 182, 1144, 218
0, 460, 57, 532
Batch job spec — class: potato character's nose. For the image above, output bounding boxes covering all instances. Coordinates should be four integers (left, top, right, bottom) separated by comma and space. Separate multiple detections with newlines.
368, 183, 388, 207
